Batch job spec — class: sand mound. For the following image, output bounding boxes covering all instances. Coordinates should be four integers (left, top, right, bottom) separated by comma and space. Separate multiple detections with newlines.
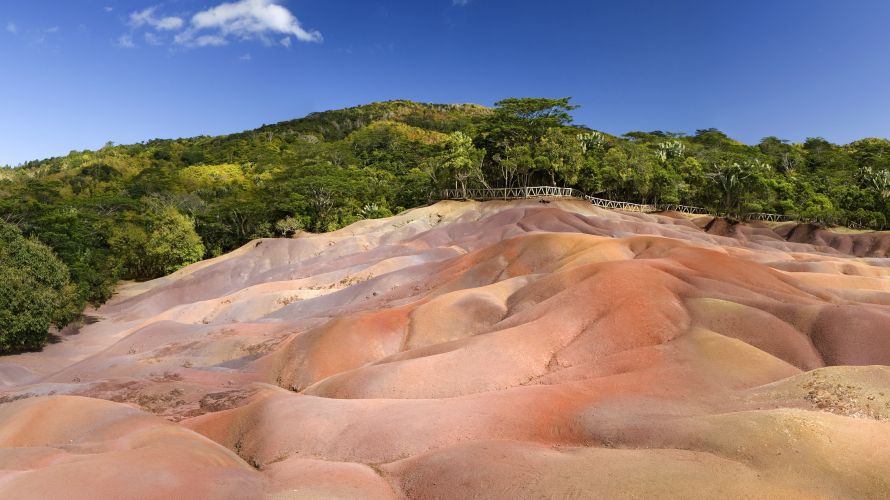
696, 216, 890, 257
0, 396, 261, 499
1, 199, 889, 498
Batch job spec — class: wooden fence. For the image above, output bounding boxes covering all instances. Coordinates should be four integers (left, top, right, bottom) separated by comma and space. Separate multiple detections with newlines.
658, 204, 715, 216
440, 186, 883, 231
441, 186, 579, 200
585, 196, 656, 213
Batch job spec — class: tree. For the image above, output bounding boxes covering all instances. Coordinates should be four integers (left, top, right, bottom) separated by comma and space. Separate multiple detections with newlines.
110, 203, 205, 280
31, 204, 121, 305
274, 216, 306, 237
599, 146, 632, 199
491, 97, 578, 138
858, 167, 890, 200
146, 206, 206, 275
691, 128, 737, 149
707, 159, 771, 213
440, 131, 486, 197
534, 128, 584, 186
849, 138, 890, 172
758, 136, 803, 176
0, 222, 79, 353
478, 97, 578, 187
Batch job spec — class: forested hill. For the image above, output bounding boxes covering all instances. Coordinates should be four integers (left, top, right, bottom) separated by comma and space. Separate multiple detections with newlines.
1, 97, 889, 352
0, 101, 492, 304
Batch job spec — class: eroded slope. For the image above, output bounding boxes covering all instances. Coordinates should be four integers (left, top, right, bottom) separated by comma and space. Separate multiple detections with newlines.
1, 200, 889, 498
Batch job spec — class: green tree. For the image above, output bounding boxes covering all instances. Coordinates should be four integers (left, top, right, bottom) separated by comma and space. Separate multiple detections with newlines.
535, 128, 584, 186
274, 215, 306, 237
707, 159, 771, 213
478, 97, 578, 187
440, 131, 486, 197
110, 203, 205, 280
0, 222, 80, 353
758, 136, 804, 175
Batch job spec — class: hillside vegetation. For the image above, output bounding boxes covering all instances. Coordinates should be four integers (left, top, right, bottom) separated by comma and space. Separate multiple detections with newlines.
1, 98, 889, 351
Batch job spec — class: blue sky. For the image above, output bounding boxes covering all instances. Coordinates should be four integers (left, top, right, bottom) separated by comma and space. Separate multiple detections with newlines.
2, 0, 890, 166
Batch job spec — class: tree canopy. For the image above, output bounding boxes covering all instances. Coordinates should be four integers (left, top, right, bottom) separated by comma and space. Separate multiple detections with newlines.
0, 222, 79, 353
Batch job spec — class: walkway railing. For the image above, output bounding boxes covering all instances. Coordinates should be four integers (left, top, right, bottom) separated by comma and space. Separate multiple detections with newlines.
659, 204, 715, 216
743, 212, 797, 223
440, 186, 884, 231
442, 186, 579, 200
585, 196, 656, 213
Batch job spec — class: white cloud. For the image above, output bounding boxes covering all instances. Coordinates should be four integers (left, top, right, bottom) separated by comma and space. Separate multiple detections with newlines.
453, 0, 471, 5
116, 34, 135, 48
144, 32, 162, 45
122, 0, 321, 49
6, 22, 17, 34
239, 53, 252, 61
104, 6, 114, 13
130, 7, 184, 31
156, 17, 184, 30
183, 0, 322, 45
193, 34, 228, 47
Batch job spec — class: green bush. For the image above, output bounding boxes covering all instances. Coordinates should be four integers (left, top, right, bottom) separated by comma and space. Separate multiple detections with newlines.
0, 222, 80, 353
109, 205, 205, 281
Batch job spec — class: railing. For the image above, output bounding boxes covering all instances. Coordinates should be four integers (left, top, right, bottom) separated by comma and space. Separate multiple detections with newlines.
439, 186, 884, 231
659, 204, 715, 216
585, 196, 656, 213
743, 212, 797, 223
442, 186, 579, 200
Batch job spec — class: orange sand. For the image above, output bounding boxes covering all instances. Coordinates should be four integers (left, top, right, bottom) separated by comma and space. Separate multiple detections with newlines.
1, 199, 889, 498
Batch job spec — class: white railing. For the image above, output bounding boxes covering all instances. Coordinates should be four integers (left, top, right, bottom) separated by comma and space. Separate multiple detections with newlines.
439, 187, 882, 230
743, 212, 797, 223
659, 204, 715, 215
585, 196, 656, 213
442, 186, 579, 200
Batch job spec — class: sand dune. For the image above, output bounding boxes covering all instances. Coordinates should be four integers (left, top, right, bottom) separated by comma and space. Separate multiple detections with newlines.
1, 199, 889, 498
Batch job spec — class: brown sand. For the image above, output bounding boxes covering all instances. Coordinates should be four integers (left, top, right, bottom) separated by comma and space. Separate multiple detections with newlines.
1, 199, 889, 498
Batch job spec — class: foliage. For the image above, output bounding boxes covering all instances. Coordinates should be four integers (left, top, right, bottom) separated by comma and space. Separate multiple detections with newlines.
274, 215, 306, 237
0, 222, 80, 353
439, 131, 486, 196
109, 201, 205, 280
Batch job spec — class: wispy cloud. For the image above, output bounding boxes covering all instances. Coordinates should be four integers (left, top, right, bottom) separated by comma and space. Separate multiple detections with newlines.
116, 34, 135, 48
144, 32, 162, 46
452, 0, 472, 6
192, 34, 228, 47
130, 7, 184, 31
5, 21, 62, 46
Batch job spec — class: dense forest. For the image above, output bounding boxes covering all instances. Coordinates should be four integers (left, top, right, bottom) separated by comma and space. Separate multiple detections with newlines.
2, 98, 889, 351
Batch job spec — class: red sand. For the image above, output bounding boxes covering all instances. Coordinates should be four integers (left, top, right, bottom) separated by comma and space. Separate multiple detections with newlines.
1, 199, 889, 498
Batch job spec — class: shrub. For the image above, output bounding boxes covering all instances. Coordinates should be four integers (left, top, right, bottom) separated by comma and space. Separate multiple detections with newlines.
109, 205, 205, 281
0, 222, 80, 353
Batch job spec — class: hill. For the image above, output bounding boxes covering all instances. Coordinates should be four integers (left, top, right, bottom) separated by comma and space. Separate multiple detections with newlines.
0, 97, 888, 351
0, 200, 889, 498
0, 100, 494, 311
